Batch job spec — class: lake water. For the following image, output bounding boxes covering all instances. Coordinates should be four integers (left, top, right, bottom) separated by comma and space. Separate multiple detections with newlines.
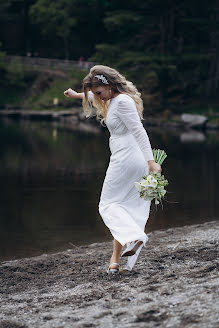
0, 117, 218, 261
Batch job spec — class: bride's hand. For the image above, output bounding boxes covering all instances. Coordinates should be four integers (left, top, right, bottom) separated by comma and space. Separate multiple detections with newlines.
64, 88, 78, 98
148, 160, 162, 173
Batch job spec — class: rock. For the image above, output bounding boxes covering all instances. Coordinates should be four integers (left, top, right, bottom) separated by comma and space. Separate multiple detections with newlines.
0, 321, 27, 328
181, 114, 208, 129
206, 122, 219, 130
88, 242, 104, 248
79, 111, 86, 120
43, 315, 53, 321
93, 310, 112, 319
59, 115, 79, 125
180, 130, 206, 143
77, 122, 100, 134
135, 309, 167, 322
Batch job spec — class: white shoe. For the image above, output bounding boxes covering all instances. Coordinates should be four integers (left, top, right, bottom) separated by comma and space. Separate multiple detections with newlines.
106, 262, 119, 274
121, 240, 143, 257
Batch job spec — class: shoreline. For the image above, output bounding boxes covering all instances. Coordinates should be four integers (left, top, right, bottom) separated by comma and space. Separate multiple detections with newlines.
0, 109, 219, 131
0, 220, 218, 327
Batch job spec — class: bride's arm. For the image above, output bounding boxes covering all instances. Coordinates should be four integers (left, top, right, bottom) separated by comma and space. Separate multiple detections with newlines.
117, 96, 161, 173
64, 88, 94, 101
64, 88, 84, 99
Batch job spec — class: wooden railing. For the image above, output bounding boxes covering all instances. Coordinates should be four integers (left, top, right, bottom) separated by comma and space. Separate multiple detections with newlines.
4, 55, 96, 70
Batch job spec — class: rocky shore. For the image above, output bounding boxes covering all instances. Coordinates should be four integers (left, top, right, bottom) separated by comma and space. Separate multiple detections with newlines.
0, 221, 218, 328
0, 109, 101, 134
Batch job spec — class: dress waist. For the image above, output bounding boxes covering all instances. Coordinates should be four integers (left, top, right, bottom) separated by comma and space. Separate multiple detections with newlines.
109, 131, 132, 140
109, 132, 138, 153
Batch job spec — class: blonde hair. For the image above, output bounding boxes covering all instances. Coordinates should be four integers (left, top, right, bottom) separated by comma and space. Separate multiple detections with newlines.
82, 65, 143, 124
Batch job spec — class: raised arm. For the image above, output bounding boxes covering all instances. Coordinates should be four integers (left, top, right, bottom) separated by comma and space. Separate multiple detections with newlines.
64, 89, 94, 102
117, 96, 161, 172
64, 88, 84, 99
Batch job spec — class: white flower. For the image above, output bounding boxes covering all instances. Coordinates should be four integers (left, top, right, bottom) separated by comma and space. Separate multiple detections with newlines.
134, 182, 144, 192
147, 175, 156, 183
140, 179, 149, 188
160, 189, 167, 197
146, 186, 156, 194
134, 169, 168, 207
146, 175, 158, 188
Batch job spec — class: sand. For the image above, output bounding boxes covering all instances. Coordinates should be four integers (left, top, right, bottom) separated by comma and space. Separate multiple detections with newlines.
0, 221, 218, 328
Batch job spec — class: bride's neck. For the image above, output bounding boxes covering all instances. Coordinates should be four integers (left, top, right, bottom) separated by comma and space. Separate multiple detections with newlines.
111, 91, 120, 99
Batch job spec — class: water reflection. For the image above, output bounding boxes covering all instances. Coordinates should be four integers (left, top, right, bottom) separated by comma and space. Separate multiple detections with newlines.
180, 129, 206, 143
0, 118, 218, 261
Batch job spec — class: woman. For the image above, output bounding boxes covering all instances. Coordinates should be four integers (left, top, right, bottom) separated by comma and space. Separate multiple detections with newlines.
64, 65, 161, 273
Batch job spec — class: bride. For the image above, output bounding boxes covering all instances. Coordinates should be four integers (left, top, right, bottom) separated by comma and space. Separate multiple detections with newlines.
64, 65, 161, 273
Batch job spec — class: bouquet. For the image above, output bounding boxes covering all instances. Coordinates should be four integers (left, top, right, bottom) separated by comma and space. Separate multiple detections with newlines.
134, 149, 168, 206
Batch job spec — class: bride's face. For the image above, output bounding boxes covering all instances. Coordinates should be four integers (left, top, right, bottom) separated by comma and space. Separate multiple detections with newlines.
91, 86, 111, 101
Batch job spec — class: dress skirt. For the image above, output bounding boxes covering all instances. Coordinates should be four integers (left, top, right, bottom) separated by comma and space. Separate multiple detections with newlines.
99, 132, 151, 247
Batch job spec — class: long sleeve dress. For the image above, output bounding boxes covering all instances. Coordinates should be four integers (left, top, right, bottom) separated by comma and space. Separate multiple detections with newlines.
98, 94, 154, 254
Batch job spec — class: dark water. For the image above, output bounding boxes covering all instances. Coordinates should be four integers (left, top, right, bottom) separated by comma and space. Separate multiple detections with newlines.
0, 118, 218, 261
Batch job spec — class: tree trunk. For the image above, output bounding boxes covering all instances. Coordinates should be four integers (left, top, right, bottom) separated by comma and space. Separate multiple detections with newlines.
168, 4, 175, 53
160, 16, 165, 55
64, 37, 69, 60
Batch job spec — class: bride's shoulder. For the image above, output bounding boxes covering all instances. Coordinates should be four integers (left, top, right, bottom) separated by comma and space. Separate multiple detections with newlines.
115, 93, 134, 102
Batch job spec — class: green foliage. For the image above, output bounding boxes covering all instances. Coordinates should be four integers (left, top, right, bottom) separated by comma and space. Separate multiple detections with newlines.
0, 42, 5, 68
25, 69, 85, 110
5, 58, 26, 88
91, 44, 122, 66
29, 0, 106, 59
0, 0, 219, 111
30, 0, 76, 38
104, 10, 141, 32
0, 44, 27, 102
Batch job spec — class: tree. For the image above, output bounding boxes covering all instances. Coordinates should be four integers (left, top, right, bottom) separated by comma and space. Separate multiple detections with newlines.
30, 0, 76, 59
29, 0, 106, 59
91, 0, 218, 109
0, 0, 36, 55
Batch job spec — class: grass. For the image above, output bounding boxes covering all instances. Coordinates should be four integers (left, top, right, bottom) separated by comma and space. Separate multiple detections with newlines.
0, 61, 86, 110
0, 86, 26, 107
23, 68, 84, 110
1, 60, 219, 123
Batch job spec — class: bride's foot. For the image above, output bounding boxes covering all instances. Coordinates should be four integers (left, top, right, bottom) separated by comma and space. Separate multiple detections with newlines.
107, 254, 120, 274
107, 262, 119, 274
107, 239, 122, 274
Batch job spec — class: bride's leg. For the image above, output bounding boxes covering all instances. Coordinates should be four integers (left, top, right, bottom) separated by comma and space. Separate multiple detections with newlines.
110, 239, 122, 269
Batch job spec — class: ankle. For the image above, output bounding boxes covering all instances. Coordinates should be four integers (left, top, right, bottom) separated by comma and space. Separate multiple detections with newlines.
110, 255, 120, 265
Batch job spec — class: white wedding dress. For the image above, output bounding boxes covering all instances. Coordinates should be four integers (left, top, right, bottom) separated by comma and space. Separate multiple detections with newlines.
96, 93, 154, 270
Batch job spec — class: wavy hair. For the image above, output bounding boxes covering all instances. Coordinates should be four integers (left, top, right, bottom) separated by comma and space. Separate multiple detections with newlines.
82, 65, 143, 124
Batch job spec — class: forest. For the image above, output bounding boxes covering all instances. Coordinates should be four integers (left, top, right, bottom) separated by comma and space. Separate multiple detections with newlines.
1, 0, 219, 113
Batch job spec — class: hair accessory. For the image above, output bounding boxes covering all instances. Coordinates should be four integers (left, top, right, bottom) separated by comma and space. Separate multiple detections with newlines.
94, 74, 109, 85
